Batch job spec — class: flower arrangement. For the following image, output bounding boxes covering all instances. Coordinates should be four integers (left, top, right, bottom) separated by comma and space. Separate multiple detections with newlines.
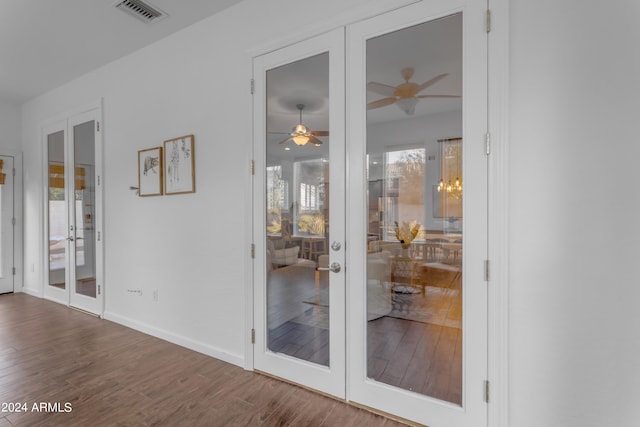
394, 220, 421, 249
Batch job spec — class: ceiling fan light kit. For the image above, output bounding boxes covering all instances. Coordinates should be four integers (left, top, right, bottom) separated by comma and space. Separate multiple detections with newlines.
292, 133, 309, 146
277, 103, 328, 147
395, 97, 419, 115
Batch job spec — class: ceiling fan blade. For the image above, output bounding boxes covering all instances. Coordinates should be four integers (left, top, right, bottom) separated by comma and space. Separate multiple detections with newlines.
367, 82, 396, 97
268, 131, 293, 135
416, 94, 460, 99
311, 130, 329, 136
278, 137, 292, 144
367, 97, 397, 110
308, 135, 323, 146
416, 73, 448, 93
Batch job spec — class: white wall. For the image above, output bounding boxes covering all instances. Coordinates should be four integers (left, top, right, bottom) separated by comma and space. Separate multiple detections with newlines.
509, 1, 640, 426
17, 0, 640, 425
0, 99, 21, 150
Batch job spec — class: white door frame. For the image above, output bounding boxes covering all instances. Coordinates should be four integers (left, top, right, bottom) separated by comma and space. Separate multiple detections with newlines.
41, 100, 105, 317
486, 0, 510, 425
245, 1, 510, 425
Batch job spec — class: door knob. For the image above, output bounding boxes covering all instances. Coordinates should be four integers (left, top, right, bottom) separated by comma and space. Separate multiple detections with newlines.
317, 262, 341, 273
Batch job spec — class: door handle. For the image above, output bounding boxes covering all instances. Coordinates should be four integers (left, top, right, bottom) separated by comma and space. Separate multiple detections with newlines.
66, 236, 75, 241
317, 262, 341, 273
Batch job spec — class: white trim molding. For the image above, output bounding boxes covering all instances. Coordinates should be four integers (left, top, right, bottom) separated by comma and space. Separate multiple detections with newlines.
487, 0, 510, 426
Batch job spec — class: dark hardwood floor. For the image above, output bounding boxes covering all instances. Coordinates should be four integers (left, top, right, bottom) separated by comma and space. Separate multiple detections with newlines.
0, 293, 406, 427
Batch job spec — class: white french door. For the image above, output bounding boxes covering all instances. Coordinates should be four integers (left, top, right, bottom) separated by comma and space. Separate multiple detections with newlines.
347, 1, 488, 426
43, 106, 104, 316
0, 155, 15, 294
253, 1, 487, 425
253, 28, 347, 398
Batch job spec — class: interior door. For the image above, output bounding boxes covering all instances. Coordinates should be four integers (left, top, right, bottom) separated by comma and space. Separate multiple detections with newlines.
44, 107, 103, 315
347, 1, 488, 426
0, 155, 14, 294
253, 28, 346, 398
68, 111, 101, 314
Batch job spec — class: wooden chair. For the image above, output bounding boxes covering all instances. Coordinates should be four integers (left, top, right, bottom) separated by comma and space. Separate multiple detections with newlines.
307, 238, 326, 261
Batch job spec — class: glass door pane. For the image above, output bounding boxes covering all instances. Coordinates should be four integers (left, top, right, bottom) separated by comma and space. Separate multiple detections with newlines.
265, 52, 331, 366
47, 130, 67, 291
365, 13, 464, 404
73, 121, 97, 299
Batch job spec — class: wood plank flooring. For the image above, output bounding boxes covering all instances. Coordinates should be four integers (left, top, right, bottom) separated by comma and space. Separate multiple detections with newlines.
367, 318, 461, 404
0, 294, 406, 427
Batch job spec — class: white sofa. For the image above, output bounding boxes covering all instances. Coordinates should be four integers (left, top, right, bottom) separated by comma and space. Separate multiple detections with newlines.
366, 251, 393, 320
267, 239, 315, 270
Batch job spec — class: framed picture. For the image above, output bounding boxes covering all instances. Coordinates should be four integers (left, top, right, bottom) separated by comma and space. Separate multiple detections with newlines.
138, 147, 163, 196
164, 134, 195, 195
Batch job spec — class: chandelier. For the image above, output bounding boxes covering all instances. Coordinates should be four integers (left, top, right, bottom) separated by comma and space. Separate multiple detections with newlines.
437, 138, 462, 199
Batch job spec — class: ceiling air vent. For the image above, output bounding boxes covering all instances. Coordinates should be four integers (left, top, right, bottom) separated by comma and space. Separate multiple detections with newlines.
114, 0, 168, 24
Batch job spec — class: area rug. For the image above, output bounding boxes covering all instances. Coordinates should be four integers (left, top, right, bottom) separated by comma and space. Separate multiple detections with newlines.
296, 284, 461, 329
387, 286, 461, 329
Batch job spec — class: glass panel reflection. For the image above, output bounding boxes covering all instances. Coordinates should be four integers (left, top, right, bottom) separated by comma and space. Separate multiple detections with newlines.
74, 121, 97, 298
265, 53, 331, 366
48, 130, 66, 290
365, 14, 463, 404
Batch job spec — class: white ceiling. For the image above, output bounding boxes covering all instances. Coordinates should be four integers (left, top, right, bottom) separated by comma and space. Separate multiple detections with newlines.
0, 0, 244, 103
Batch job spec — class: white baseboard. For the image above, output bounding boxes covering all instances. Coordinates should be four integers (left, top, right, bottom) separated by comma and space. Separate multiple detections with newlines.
103, 311, 244, 368
21, 287, 42, 297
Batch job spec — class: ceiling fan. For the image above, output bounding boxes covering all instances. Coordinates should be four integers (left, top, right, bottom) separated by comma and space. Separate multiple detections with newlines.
367, 68, 459, 115
276, 104, 329, 146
